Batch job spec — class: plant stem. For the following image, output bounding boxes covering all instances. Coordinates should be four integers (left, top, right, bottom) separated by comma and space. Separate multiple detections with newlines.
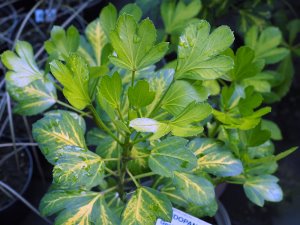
103, 158, 120, 162
89, 105, 123, 145
56, 100, 92, 118
126, 168, 140, 187
131, 133, 152, 145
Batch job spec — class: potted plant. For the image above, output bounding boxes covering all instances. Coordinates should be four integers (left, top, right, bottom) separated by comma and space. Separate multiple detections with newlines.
1, 1, 297, 224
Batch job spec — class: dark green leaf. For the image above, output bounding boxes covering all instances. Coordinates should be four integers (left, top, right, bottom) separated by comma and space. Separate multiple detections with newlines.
149, 137, 197, 177
97, 72, 122, 109
128, 80, 155, 108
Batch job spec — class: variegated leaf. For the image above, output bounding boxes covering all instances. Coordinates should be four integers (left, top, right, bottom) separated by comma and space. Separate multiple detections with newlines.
40, 190, 119, 225
53, 146, 105, 189
244, 175, 283, 207
1, 41, 43, 87
173, 172, 215, 206
45, 110, 86, 133
189, 138, 243, 177
32, 111, 86, 164
149, 137, 197, 177
85, 18, 107, 66
6, 77, 56, 116
121, 187, 172, 225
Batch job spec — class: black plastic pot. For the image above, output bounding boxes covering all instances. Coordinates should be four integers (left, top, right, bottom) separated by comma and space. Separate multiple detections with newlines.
0, 147, 33, 224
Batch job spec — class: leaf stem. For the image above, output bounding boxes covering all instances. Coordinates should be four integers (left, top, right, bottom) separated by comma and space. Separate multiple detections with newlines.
126, 167, 140, 187
89, 105, 123, 145
56, 100, 92, 118
105, 167, 118, 176
131, 133, 152, 145
101, 185, 118, 195
127, 171, 156, 181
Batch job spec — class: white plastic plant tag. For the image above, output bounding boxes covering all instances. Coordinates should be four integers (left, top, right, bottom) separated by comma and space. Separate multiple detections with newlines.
156, 208, 212, 225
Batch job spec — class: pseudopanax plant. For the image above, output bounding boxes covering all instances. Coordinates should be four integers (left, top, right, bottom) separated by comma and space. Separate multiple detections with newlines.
1, 1, 298, 225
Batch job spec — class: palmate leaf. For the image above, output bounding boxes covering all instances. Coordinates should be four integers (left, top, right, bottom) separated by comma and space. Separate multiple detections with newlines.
97, 72, 122, 109
149, 137, 197, 177
245, 26, 289, 64
173, 172, 215, 206
121, 187, 172, 225
175, 20, 234, 80
6, 77, 56, 116
145, 68, 174, 116
32, 111, 86, 164
161, 80, 209, 115
53, 146, 105, 189
85, 18, 107, 66
244, 175, 283, 207
1, 41, 43, 87
128, 80, 155, 108
161, 0, 202, 35
45, 26, 80, 61
40, 190, 119, 225
110, 14, 169, 71
50, 53, 90, 110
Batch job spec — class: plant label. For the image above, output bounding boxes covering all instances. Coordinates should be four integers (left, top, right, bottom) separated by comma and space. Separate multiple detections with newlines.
156, 208, 212, 225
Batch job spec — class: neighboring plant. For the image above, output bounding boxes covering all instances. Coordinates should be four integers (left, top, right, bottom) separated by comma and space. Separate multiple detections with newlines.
1, 2, 298, 225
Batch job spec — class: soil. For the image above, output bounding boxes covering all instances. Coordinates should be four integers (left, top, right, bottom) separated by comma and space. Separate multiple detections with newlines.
0, 148, 31, 209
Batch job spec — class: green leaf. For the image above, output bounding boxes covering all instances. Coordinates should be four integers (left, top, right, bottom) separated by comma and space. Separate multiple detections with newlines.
45, 26, 80, 61
171, 102, 212, 125
110, 14, 169, 71
241, 124, 271, 147
1, 41, 43, 87
85, 18, 107, 65
120, 3, 142, 22
162, 80, 209, 115
145, 69, 174, 116
53, 146, 104, 189
121, 187, 172, 225
161, 0, 202, 35
32, 111, 86, 164
173, 172, 215, 206
86, 128, 106, 146
40, 190, 119, 225
175, 20, 234, 80
97, 72, 122, 109
229, 46, 265, 82
287, 19, 300, 45
245, 26, 289, 64
6, 77, 56, 116
244, 175, 283, 207
128, 80, 155, 108
50, 53, 90, 110
100, 3, 118, 40
149, 137, 197, 177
